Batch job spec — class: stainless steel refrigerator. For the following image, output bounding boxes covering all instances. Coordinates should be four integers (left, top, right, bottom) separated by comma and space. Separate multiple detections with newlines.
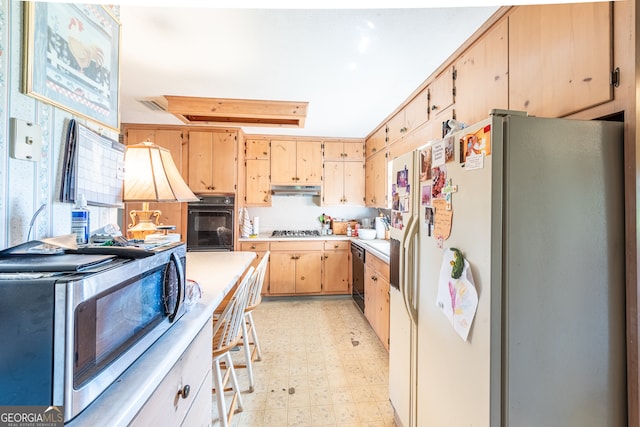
388, 110, 626, 426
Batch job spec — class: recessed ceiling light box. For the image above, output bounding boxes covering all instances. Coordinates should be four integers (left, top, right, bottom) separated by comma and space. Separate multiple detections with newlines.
165, 95, 308, 128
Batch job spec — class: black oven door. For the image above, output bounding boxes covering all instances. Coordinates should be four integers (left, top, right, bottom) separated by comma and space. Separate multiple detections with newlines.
187, 206, 234, 251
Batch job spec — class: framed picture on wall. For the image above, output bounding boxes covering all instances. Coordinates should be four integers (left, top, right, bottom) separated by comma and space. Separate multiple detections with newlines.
22, 2, 121, 131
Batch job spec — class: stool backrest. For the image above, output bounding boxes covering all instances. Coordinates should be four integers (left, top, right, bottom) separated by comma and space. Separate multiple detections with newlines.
247, 251, 269, 310
213, 266, 254, 353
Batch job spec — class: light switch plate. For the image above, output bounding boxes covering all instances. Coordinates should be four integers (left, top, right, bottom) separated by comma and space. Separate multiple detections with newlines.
10, 118, 42, 162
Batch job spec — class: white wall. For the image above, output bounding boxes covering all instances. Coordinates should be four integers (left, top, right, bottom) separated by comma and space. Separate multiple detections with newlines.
0, 1, 120, 249
246, 195, 381, 233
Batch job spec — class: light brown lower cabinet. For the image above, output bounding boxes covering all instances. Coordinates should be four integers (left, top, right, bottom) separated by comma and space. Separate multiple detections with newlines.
364, 253, 390, 351
322, 241, 351, 294
239, 241, 271, 295
241, 240, 351, 296
130, 320, 212, 426
269, 241, 323, 295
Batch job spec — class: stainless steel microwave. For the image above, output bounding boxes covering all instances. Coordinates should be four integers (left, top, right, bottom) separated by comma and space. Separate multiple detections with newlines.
0, 243, 187, 422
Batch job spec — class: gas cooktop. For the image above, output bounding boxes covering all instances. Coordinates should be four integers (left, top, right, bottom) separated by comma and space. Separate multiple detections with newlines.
271, 230, 321, 238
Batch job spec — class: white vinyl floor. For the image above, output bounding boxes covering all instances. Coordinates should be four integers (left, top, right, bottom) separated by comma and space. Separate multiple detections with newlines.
212, 296, 396, 427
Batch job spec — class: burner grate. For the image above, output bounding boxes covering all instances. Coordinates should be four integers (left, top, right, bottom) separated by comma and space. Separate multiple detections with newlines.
271, 230, 321, 238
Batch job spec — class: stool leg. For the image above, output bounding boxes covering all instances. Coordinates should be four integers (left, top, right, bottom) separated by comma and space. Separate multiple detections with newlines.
241, 317, 255, 393
212, 357, 228, 427
226, 352, 244, 412
247, 312, 262, 362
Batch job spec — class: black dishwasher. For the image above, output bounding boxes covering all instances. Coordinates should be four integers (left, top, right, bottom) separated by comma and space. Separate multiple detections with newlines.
351, 242, 365, 313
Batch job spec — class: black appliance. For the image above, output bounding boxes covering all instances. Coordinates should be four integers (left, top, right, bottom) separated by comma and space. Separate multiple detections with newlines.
351, 242, 365, 313
187, 195, 234, 251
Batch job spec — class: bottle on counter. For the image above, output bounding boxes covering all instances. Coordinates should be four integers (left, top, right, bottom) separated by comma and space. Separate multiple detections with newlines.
72, 194, 90, 245
347, 224, 352, 237
354, 223, 359, 237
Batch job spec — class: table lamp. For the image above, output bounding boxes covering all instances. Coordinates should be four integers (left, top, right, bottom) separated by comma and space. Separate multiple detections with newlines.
123, 141, 199, 241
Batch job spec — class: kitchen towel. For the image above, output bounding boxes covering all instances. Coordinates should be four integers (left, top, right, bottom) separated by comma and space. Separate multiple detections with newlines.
240, 208, 252, 238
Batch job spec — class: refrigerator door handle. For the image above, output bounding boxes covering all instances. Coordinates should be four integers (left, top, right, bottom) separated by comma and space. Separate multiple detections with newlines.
403, 215, 419, 324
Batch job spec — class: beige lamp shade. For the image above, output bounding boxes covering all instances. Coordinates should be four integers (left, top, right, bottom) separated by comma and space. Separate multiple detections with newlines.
123, 141, 198, 202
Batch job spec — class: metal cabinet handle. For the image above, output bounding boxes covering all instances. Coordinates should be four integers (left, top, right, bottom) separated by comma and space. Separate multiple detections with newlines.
178, 384, 190, 399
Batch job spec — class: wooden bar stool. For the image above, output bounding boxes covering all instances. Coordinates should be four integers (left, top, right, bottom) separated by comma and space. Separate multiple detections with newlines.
212, 266, 254, 427
238, 251, 269, 392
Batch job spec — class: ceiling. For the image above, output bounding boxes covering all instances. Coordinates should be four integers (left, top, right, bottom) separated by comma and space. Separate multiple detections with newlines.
118, 6, 502, 138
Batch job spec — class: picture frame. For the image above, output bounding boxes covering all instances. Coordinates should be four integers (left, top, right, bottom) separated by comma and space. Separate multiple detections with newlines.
22, 2, 121, 131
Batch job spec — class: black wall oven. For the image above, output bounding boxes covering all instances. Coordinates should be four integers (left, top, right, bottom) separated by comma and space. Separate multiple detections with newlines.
0, 243, 187, 422
187, 195, 234, 251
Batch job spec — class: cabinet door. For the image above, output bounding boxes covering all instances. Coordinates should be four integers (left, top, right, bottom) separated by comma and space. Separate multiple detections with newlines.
124, 128, 187, 239
386, 111, 406, 145
342, 142, 364, 161
323, 250, 350, 294
269, 252, 296, 294
188, 131, 215, 193
270, 140, 297, 184
429, 66, 455, 118
343, 161, 365, 206
365, 150, 388, 208
245, 159, 271, 206
295, 252, 322, 293
508, 2, 612, 117
210, 130, 237, 193
366, 126, 387, 158
188, 130, 236, 193
296, 140, 323, 184
455, 17, 508, 126
246, 138, 270, 160
323, 161, 344, 205
377, 274, 390, 350
239, 242, 270, 295
323, 141, 344, 161
364, 264, 377, 326
130, 323, 211, 426
404, 89, 429, 134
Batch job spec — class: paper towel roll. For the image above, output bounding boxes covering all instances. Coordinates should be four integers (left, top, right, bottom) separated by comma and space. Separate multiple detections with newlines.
252, 217, 259, 236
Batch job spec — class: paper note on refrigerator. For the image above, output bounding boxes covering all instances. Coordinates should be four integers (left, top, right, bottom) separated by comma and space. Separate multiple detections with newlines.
432, 199, 452, 240
436, 248, 478, 342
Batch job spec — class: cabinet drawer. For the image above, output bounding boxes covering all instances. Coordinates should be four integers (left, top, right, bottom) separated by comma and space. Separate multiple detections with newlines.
240, 241, 269, 252
324, 241, 349, 251
367, 253, 390, 282
131, 322, 212, 426
270, 241, 323, 251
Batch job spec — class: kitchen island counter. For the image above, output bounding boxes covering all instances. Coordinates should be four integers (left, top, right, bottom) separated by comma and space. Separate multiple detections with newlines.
67, 251, 255, 426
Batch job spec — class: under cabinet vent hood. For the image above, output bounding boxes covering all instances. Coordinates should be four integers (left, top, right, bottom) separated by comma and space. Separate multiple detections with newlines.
271, 185, 321, 196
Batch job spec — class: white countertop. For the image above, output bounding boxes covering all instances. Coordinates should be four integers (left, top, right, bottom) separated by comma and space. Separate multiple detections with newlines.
68, 251, 255, 426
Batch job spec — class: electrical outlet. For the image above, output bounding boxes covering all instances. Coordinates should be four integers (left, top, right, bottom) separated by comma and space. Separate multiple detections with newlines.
10, 118, 42, 162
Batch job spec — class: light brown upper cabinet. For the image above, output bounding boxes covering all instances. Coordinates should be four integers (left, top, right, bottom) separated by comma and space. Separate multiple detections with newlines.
323, 140, 364, 161
508, 2, 613, 118
387, 89, 430, 145
365, 149, 388, 208
323, 161, 365, 206
244, 139, 271, 206
366, 126, 387, 158
188, 129, 237, 194
271, 139, 323, 185
454, 17, 509, 126
323, 140, 365, 206
428, 66, 455, 118
122, 127, 187, 239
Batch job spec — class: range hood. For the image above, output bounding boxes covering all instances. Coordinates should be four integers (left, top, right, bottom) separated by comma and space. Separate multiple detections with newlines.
271, 185, 321, 196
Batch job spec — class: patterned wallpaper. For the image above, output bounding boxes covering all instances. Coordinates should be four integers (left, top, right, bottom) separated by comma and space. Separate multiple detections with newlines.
1, 1, 120, 249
